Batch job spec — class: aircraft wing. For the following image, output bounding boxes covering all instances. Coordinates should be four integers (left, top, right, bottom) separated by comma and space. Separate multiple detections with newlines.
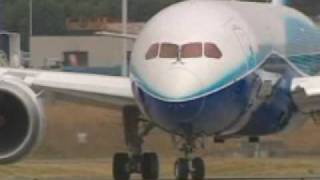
291, 76, 320, 113
0, 68, 135, 107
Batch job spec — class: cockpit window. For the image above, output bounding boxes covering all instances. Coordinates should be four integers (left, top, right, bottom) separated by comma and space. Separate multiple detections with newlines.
145, 43, 159, 60
205, 43, 222, 59
181, 42, 202, 58
159, 43, 179, 58
146, 42, 222, 60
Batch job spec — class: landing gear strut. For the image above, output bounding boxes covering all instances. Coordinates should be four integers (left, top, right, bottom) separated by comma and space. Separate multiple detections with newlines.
174, 138, 205, 180
113, 106, 159, 180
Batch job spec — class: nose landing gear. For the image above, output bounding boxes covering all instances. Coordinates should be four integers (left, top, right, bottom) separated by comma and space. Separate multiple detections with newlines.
174, 138, 205, 180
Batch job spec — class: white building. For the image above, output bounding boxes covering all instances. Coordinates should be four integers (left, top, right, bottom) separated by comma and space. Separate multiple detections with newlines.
30, 35, 135, 69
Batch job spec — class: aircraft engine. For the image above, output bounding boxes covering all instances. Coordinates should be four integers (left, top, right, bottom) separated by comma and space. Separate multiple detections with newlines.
0, 78, 45, 164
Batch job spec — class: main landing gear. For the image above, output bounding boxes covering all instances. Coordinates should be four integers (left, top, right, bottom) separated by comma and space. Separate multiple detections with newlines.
113, 152, 159, 180
113, 105, 206, 180
113, 106, 159, 180
174, 138, 205, 180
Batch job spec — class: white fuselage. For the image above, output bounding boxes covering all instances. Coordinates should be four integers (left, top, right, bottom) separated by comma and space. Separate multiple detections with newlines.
129, 0, 320, 136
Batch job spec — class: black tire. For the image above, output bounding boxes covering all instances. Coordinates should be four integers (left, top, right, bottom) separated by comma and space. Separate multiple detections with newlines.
175, 158, 189, 180
113, 153, 130, 180
191, 157, 205, 180
142, 152, 159, 180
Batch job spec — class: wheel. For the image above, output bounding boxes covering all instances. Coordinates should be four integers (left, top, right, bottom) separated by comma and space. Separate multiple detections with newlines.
113, 153, 130, 180
191, 157, 205, 180
141, 152, 159, 180
174, 158, 189, 180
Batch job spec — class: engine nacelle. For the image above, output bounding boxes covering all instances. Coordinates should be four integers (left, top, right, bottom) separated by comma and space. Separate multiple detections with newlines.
0, 78, 45, 164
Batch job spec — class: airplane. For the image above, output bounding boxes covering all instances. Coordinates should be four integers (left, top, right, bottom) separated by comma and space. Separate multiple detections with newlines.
0, 0, 319, 179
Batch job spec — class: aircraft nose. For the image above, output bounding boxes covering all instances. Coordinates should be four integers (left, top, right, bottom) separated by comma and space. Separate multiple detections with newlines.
156, 68, 203, 101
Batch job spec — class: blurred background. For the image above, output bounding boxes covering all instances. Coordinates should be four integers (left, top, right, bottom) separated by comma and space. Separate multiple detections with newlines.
0, 0, 319, 71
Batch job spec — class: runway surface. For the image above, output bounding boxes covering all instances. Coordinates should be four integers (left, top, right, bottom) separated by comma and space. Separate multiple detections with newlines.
1, 158, 320, 180
2, 177, 320, 180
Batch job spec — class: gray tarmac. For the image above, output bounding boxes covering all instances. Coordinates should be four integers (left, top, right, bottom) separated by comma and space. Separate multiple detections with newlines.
3, 177, 107, 180
3, 177, 320, 180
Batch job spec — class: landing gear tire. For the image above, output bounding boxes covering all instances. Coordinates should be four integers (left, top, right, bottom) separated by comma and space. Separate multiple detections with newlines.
113, 153, 130, 180
191, 157, 205, 180
142, 152, 159, 180
175, 158, 189, 180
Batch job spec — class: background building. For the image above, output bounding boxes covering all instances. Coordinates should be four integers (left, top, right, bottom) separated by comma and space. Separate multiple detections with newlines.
30, 35, 135, 69
30, 22, 143, 70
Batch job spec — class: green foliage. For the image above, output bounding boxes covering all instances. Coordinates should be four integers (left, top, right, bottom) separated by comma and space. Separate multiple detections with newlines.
292, 0, 320, 16
33, 0, 66, 35
4, 0, 30, 50
128, 0, 181, 21
1, 0, 318, 50
2, 0, 182, 50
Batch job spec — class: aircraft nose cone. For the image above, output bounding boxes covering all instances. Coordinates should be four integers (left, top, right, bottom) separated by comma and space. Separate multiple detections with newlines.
157, 68, 203, 101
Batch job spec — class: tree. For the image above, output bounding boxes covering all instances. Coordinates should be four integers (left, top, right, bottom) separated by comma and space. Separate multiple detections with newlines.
32, 0, 66, 35
129, 0, 182, 21
292, 0, 320, 16
2, 0, 319, 51
4, 0, 29, 50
